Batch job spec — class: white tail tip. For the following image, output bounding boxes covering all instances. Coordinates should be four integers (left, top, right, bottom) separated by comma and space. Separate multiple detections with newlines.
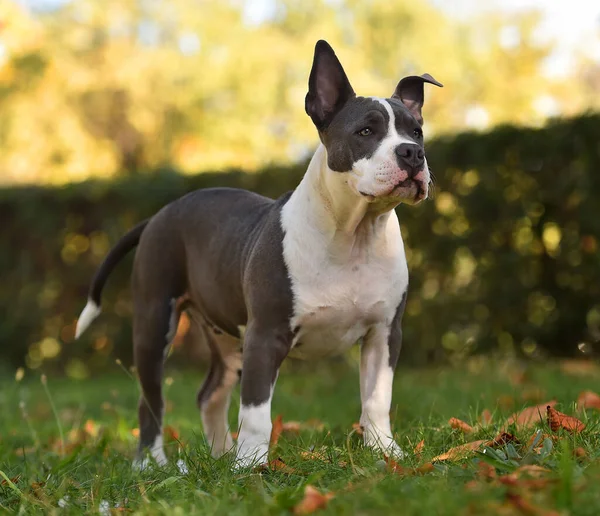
75, 300, 101, 339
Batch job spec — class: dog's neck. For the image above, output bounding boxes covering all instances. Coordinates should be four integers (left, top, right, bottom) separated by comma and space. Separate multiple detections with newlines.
290, 144, 399, 259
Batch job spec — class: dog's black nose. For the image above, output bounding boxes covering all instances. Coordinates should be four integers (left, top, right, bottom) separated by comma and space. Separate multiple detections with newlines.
395, 143, 424, 174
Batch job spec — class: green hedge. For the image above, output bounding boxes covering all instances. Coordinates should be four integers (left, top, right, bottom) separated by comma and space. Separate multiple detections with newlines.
2, 114, 600, 375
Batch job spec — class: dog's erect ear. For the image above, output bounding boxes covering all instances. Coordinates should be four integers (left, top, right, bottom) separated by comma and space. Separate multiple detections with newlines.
392, 73, 443, 125
305, 40, 355, 130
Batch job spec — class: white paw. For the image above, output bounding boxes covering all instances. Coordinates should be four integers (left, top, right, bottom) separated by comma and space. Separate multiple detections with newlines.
132, 457, 151, 472
234, 441, 269, 470
364, 431, 405, 460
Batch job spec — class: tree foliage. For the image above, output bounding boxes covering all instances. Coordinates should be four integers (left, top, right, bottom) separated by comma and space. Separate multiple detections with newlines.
0, 0, 596, 184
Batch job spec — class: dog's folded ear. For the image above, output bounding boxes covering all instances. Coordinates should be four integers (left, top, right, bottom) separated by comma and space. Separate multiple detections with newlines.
392, 74, 443, 125
305, 40, 355, 131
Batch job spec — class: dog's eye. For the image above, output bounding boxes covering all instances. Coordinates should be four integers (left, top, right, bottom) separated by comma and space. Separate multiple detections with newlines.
413, 128, 423, 138
357, 127, 372, 136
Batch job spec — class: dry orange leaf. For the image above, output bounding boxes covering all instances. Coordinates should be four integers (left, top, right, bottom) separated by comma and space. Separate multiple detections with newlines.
432, 440, 487, 462
351, 422, 363, 435
433, 431, 518, 463
578, 390, 600, 411
254, 458, 297, 474
293, 486, 334, 515
486, 431, 519, 447
414, 439, 425, 457
574, 447, 587, 458
547, 406, 585, 433
507, 401, 557, 428
449, 417, 475, 434
270, 414, 284, 447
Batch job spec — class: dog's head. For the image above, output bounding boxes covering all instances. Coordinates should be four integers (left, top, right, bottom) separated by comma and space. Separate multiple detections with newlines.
305, 40, 442, 207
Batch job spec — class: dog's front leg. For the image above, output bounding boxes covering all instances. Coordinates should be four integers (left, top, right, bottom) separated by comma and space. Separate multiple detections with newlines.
235, 324, 291, 469
359, 316, 405, 459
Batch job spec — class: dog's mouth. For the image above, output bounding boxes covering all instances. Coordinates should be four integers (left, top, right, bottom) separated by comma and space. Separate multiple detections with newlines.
359, 177, 427, 204
393, 178, 426, 201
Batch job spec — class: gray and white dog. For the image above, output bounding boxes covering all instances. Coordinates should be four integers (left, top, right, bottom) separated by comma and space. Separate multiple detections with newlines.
75, 40, 442, 469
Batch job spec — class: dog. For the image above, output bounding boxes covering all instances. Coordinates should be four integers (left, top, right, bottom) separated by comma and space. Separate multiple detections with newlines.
75, 40, 442, 469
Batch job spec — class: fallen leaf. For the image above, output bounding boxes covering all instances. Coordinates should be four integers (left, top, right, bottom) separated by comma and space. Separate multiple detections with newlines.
269, 458, 297, 474
547, 406, 585, 433
574, 447, 587, 458
480, 409, 493, 426
293, 485, 334, 514
300, 450, 328, 461
449, 417, 475, 434
432, 440, 487, 462
270, 414, 284, 447
415, 462, 435, 474
351, 422, 363, 435
486, 431, 519, 447
384, 455, 410, 475
578, 390, 600, 411
433, 431, 519, 463
254, 458, 297, 474
414, 439, 425, 458
507, 401, 557, 428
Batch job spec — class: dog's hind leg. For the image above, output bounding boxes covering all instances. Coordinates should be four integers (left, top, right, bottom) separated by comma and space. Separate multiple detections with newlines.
195, 319, 241, 458
132, 296, 174, 469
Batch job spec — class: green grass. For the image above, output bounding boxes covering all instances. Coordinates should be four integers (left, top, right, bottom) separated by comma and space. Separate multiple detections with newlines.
2, 357, 600, 514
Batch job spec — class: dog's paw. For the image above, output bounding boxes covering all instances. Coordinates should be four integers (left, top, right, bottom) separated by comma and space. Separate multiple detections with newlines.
364, 432, 405, 460
132, 457, 151, 472
233, 442, 269, 471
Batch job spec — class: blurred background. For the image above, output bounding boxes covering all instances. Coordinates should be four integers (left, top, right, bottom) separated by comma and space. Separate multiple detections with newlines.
1, 0, 599, 378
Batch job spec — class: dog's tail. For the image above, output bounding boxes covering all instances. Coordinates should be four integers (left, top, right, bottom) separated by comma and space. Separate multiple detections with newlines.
75, 219, 149, 339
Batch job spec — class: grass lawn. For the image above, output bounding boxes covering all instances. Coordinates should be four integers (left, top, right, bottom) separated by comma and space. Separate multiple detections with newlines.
1, 356, 600, 515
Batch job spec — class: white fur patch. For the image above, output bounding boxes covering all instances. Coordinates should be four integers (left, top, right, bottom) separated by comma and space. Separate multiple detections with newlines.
236, 399, 272, 468
281, 151, 409, 360
150, 434, 167, 466
74, 299, 101, 339
360, 327, 404, 458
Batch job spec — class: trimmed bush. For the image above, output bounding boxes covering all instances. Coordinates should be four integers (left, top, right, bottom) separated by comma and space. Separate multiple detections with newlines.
2, 114, 600, 374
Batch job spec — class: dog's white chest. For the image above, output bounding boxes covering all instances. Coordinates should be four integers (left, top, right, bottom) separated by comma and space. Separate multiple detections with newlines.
281, 194, 408, 360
